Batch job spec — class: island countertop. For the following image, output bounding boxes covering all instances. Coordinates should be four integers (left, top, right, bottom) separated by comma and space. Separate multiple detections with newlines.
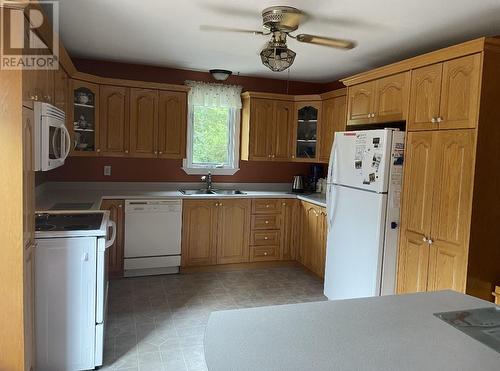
204, 291, 499, 371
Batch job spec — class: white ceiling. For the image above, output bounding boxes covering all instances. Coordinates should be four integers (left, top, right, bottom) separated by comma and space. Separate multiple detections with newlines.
52, 0, 500, 82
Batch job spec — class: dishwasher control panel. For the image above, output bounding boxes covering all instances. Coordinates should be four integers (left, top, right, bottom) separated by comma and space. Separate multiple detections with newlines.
125, 200, 181, 213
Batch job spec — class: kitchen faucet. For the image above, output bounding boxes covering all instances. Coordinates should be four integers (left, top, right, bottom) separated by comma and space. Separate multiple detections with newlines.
201, 172, 213, 190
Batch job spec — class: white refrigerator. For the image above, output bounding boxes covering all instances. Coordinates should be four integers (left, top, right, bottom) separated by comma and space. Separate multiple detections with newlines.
324, 129, 405, 300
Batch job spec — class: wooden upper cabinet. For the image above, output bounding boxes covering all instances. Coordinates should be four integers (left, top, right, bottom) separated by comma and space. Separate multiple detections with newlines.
427, 130, 475, 293
100, 199, 125, 277
54, 66, 69, 114
397, 131, 436, 294
182, 200, 218, 267
158, 91, 187, 159
129, 88, 158, 158
248, 98, 275, 160
408, 63, 443, 131
273, 100, 294, 161
439, 54, 481, 130
71, 80, 100, 156
100, 85, 129, 157
292, 101, 321, 162
319, 95, 346, 163
373, 72, 409, 123
347, 81, 375, 125
408, 53, 481, 131
217, 199, 251, 264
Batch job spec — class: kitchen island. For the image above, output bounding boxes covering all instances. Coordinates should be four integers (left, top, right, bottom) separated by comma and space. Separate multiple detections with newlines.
204, 291, 499, 371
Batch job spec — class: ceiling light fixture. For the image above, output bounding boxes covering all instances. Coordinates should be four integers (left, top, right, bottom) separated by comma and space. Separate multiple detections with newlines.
260, 32, 296, 72
209, 69, 232, 81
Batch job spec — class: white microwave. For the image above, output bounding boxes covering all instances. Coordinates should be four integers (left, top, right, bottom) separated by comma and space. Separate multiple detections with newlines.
34, 102, 70, 171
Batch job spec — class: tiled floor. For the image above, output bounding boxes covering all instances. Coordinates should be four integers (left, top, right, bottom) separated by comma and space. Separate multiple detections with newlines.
102, 265, 327, 371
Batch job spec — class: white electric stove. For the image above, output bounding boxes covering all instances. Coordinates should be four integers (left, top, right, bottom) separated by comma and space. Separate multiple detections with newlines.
35, 211, 115, 371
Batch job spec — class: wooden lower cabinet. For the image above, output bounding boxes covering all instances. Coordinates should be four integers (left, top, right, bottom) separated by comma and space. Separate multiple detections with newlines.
281, 199, 298, 260
182, 199, 250, 266
297, 201, 327, 278
100, 199, 125, 277
216, 200, 251, 264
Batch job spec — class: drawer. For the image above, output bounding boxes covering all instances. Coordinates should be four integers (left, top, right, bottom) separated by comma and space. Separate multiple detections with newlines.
251, 230, 280, 246
252, 199, 283, 214
251, 214, 281, 230
250, 245, 280, 262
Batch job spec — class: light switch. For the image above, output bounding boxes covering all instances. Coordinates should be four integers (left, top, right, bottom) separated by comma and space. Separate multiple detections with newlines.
104, 165, 112, 176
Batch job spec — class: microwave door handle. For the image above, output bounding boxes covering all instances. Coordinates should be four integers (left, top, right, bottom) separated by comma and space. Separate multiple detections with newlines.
51, 126, 61, 158
61, 125, 71, 160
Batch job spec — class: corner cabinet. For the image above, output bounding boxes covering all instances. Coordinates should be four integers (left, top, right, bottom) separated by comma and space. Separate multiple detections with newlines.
346, 72, 409, 126
318, 91, 347, 163
70, 80, 100, 156
291, 101, 321, 162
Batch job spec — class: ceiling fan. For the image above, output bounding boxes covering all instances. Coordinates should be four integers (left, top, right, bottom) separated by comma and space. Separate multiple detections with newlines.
200, 6, 356, 72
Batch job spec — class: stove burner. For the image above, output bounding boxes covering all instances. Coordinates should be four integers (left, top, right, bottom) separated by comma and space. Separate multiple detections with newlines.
63, 224, 92, 231
36, 224, 56, 231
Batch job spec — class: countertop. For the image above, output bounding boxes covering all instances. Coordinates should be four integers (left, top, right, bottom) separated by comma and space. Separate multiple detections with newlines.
204, 291, 500, 371
35, 182, 327, 211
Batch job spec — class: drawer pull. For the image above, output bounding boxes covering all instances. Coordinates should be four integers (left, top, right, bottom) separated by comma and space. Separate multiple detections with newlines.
265, 220, 269, 224
266, 204, 270, 208
264, 236, 268, 240
264, 252, 268, 256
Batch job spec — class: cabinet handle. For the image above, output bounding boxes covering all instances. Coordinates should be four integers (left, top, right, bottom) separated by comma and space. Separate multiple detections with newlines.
282, 202, 286, 206
118, 204, 122, 208
154, 151, 158, 154
44, 95, 51, 102
215, 202, 219, 207
264, 236, 269, 240
431, 117, 437, 123
428, 238, 434, 245
265, 220, 269, 224
219, 202, 223, 206
437, 117, 443, 123
271, 154, 275, 158
159, 151, 163, 154
264, 252, 268, 256
268, 154, 272, 158
291, 155, 295, 159
96, 149, 101, 153
125, 150, 129, 154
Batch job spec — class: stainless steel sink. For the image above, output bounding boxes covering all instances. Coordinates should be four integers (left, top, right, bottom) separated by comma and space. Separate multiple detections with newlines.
213, 189, 246, 195
179, 189, 215, 195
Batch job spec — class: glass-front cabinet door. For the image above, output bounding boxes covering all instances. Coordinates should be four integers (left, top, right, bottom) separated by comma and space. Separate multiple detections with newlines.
70, 80, 100, 156
292, 101, 321, 161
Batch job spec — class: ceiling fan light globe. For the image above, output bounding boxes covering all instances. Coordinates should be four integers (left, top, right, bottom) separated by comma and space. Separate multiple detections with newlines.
260, 46, 296, 72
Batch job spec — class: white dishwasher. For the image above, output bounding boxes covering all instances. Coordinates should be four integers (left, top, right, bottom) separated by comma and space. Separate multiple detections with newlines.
124, 199, 182, 277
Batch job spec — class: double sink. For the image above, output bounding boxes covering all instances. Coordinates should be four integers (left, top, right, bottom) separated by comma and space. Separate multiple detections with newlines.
179, 189, 246, 195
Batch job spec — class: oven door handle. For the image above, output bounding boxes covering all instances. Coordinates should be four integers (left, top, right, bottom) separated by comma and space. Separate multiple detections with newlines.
105, 220, 116, 249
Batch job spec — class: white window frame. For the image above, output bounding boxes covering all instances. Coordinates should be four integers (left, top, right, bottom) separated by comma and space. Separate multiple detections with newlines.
182, 105, 241, 175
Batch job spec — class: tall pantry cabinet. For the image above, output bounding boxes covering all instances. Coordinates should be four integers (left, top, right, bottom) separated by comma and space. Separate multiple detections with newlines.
396, 45, 500, 301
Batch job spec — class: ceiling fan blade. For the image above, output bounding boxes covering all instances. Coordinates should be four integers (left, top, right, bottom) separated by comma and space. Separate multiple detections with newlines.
200, 25, 265, 35
300, 11, 383, 30
295, 34, 356, 49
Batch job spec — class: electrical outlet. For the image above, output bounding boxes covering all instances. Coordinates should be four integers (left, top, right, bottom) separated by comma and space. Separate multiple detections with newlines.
104, 165, 112, 176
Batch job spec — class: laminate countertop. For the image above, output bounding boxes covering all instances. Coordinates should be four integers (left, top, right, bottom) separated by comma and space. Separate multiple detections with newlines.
204, 291, 500, 371
35, 182, 327, 211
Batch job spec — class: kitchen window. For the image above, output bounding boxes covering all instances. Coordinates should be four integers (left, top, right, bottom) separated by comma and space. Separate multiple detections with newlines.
183, 81, 242, 175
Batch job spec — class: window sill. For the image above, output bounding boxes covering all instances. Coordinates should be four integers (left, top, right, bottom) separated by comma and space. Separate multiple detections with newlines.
181, 167, 240, 176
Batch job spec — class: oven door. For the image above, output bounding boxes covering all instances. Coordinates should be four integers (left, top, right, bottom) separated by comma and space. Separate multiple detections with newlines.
41, 115, 71, 171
